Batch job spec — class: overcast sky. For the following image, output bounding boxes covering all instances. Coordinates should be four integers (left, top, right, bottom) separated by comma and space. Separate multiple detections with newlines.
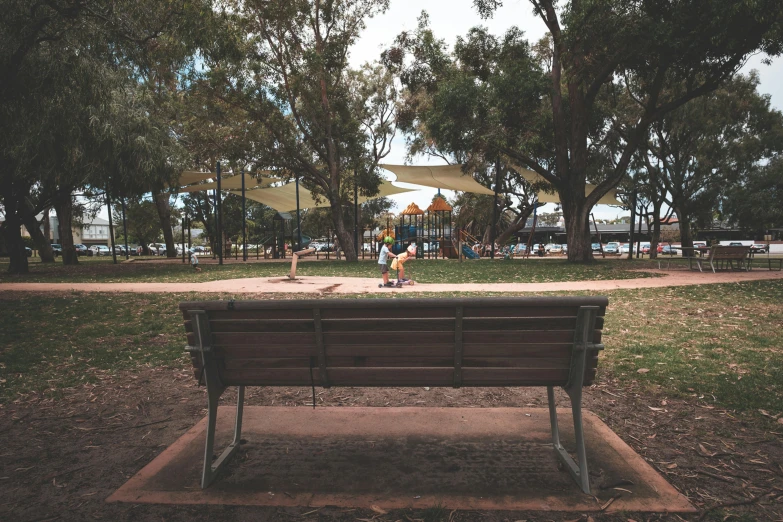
353, 0, 783, 219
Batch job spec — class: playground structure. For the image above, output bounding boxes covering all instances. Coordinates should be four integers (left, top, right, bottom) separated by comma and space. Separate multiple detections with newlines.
427, 197, 457, 259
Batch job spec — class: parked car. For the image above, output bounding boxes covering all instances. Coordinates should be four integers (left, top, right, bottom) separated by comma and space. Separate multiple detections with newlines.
89, 245, 111, 256
604, 242, 620, 254
728, 242, 744, 247
147, 243, 167, 255
661, 245, 678, 255
51, 243, 63, 257
25, 246, 32, 257
641, 242, 651, 254
545, 243, 562, 254
74, 244, 88, 256
620, 243, 630, 254
750, 244, 768, 253
591, 243, 602, 252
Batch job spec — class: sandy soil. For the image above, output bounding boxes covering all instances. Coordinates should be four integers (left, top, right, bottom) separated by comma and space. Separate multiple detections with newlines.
1, 268, 782, 294
1, 368, 781, 521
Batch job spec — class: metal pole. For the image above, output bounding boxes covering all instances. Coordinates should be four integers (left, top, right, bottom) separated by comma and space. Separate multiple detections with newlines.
182, 218, 186, 264
627, 190, 636, 261
492, 157, 501, 260
241, 167, 247, 261
121, 198, 129, 260
295, 175, 302, 251
216, 162, 223, 265
354, 170, 359, 258
187, 212, 191, 248
212, 189, 217, 259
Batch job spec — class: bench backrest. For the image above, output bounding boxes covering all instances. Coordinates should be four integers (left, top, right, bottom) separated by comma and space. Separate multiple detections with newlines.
710, 245, 750, 261
180, 297, 607, 389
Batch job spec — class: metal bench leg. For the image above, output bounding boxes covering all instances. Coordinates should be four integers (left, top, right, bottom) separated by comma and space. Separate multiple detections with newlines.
201, 385, 245, 488
545, 305, 597, 495
547, 386, 590, 494
189, 310, 245, 489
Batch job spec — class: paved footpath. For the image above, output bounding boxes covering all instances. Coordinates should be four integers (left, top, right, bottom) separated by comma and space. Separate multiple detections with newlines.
1, 269, 781, 294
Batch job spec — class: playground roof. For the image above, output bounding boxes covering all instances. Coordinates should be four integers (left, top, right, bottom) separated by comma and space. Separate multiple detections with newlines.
427, 198, 453, 212
400, 202, 425, 215
380, 164, 495, 195
511, 165, 623, 206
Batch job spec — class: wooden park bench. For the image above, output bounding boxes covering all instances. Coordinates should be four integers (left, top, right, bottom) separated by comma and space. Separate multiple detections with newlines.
181, 296, 608, 494
689, 245, 751, 273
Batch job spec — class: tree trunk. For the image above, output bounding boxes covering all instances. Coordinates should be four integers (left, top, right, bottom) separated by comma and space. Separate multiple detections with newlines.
675, 206, 694, 256
329, 197, 356, 261
562, 196, 593, 263
20, 200, 54, 262
154, 191, 176, 258
53, 191, 79, 265
649, 200, 662, 259
0, 177, 29, 273
1, 209, 29, 274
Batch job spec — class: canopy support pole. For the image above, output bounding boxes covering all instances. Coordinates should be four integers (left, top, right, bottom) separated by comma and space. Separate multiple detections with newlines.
241, 167, 247, 262
216, 162, 223, 266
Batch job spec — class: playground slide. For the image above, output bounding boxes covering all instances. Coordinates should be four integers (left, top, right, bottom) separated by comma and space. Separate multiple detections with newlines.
462, 244, 480, 259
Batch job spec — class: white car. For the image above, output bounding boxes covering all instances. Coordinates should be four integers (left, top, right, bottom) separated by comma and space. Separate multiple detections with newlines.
89, 245, 111, 256
148, 243, 166, 255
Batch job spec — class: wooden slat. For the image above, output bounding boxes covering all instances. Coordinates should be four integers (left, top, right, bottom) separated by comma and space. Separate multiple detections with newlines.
321, 318, 454, 332
211, 332, 316, 346
211, 344, 457, 358
463, 306, 581, 318
321, 307, 455, 320
462, 317, 576, 331
212, 344, 318, 357
206, 309, 314, 320
462, 368, 570, 385
323, 332, 452, 345
325, 368, 454, 387
208, 319, 315, 333
462, 343, 572, 357
220, 356, 572, 370
463, 330, 575, 343
180, 296, 609, 313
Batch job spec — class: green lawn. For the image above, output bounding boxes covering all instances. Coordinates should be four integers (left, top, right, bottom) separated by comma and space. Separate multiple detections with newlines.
0, 256, 660, 284
1, 279, 781, 414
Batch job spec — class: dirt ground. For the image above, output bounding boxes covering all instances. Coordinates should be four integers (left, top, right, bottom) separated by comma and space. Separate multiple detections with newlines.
1, 365, 781, 522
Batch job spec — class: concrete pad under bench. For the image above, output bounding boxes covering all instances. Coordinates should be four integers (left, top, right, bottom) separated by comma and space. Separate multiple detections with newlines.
108, 406, 695, 513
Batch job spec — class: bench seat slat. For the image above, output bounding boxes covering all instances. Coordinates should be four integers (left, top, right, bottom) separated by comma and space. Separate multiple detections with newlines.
195, 330, 602, 347
218, 367, 572, 387
219, 356, 574, 370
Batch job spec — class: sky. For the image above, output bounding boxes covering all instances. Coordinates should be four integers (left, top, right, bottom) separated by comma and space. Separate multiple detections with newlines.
350, 0, 783, 219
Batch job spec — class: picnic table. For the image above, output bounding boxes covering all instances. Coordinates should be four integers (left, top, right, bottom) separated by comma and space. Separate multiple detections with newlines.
689, 245, 751, 273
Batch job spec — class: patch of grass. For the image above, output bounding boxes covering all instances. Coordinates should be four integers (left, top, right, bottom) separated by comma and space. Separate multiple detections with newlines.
0, 257, 659, 284
602, 280, 783, 414
0, 293, 188, 402
1, 279, 781, 414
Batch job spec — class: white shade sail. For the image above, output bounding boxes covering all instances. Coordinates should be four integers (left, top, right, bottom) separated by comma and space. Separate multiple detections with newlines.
176, 173, 282, 193
240, 180, 416, 213
511, 165, 623, 206
380, 164, 495, 195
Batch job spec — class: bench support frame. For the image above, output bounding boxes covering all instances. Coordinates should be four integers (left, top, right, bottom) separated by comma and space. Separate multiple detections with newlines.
546, 306, 599, 495
186, 305, 602, 493
188, 310, 246, 488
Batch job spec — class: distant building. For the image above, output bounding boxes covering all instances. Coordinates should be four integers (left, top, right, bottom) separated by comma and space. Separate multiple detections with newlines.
4, 214, 118, 246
